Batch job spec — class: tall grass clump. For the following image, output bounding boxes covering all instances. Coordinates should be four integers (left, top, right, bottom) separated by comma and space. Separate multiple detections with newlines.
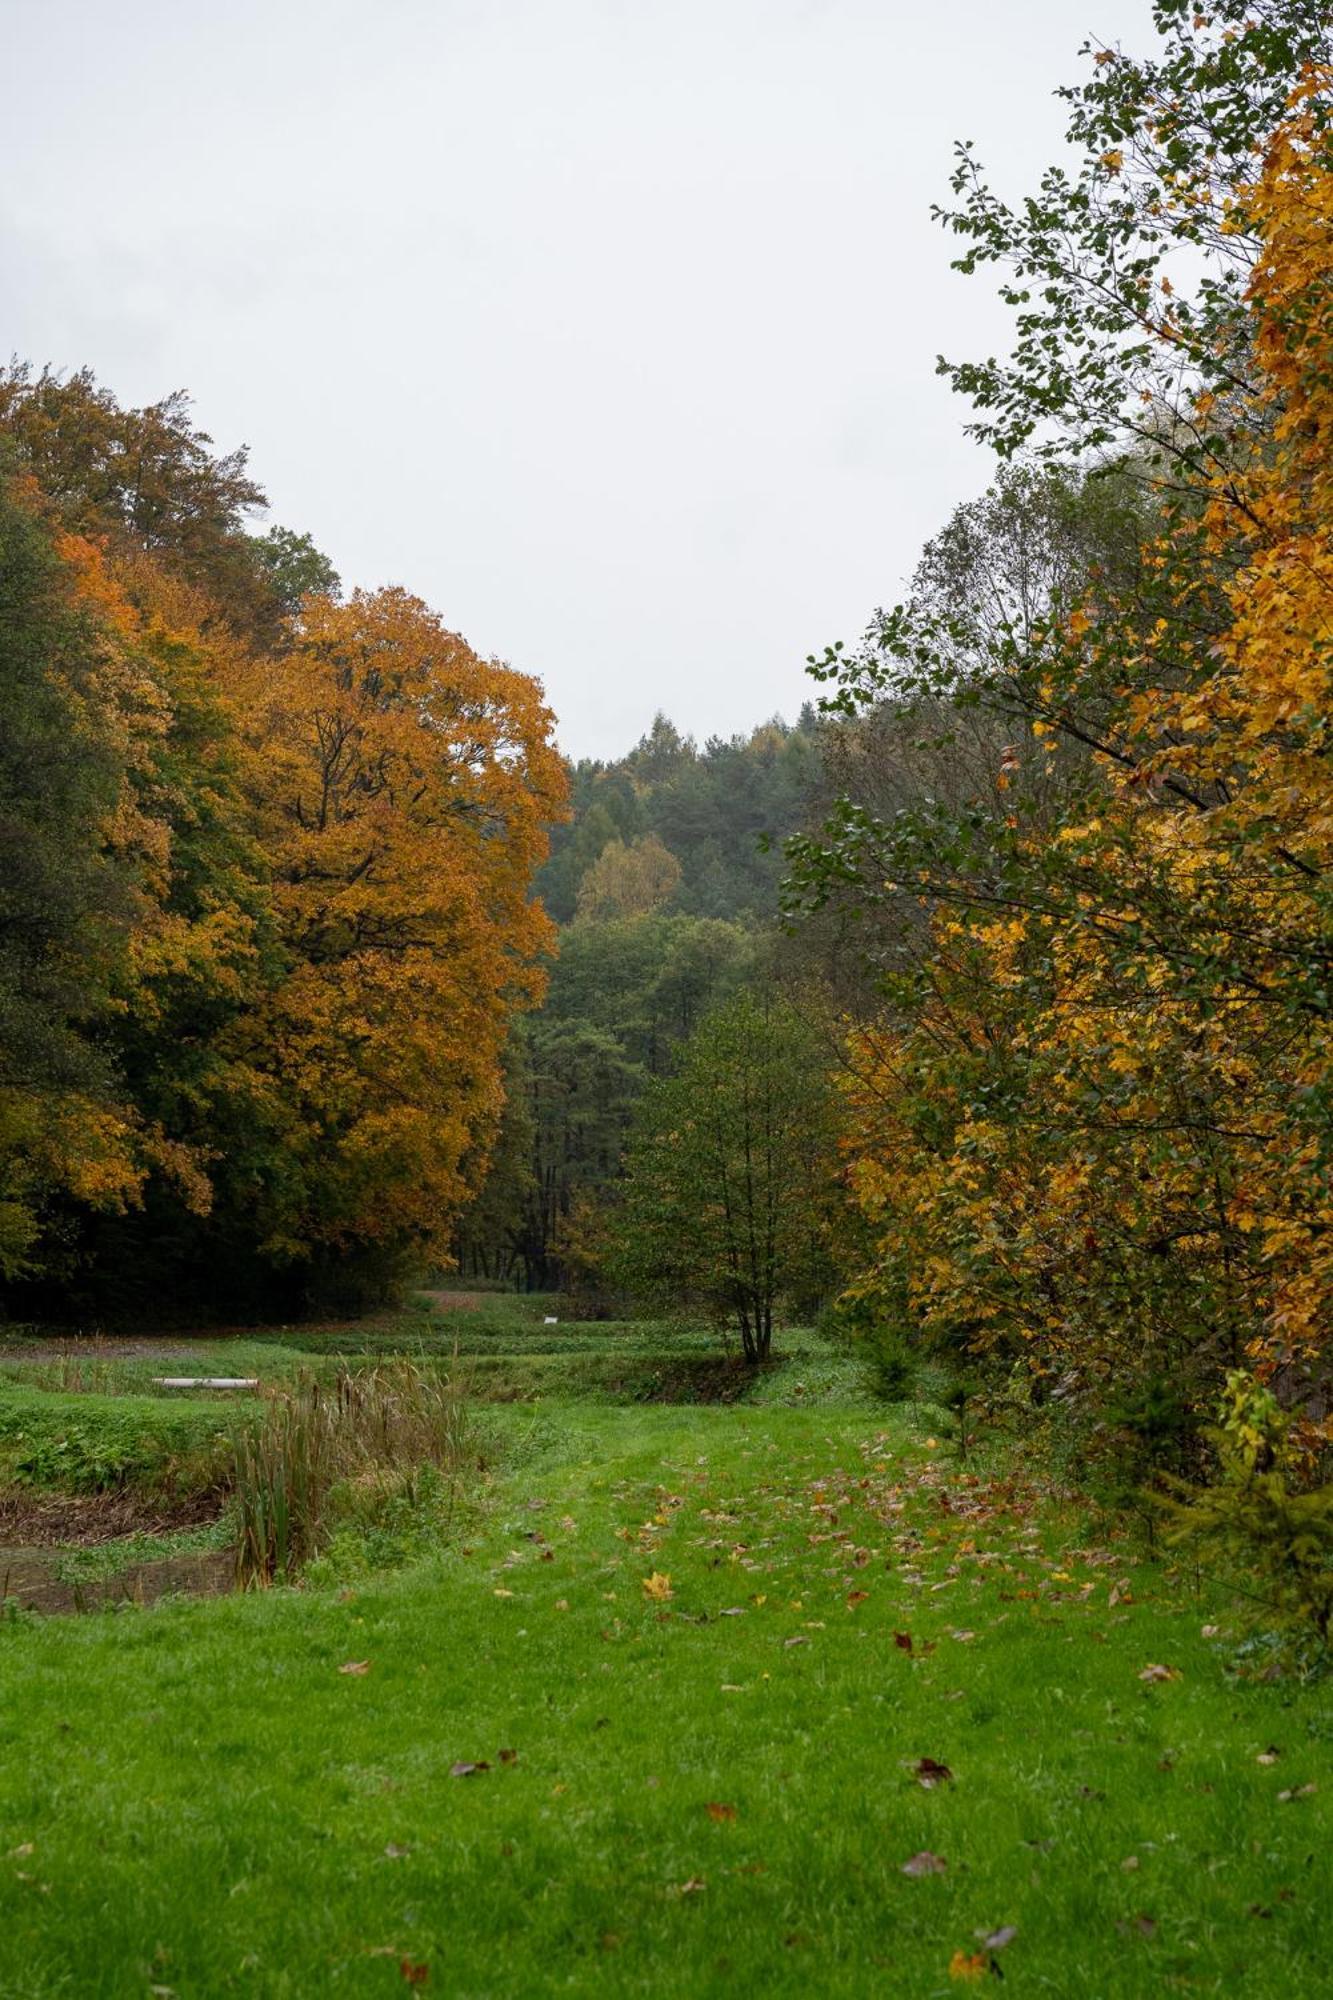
232, 1362, 471, 1584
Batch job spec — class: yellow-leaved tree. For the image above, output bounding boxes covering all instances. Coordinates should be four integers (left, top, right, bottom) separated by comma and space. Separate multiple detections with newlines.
224, 586, 568, 1276
789, 30, 1333, 1453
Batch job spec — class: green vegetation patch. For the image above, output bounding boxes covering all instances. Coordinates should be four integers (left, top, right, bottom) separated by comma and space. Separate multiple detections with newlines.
1, 1396, 1330, 1996
0, 1385, 240, 1493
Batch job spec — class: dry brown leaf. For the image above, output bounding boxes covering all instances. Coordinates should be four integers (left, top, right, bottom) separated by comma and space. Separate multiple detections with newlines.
338, 1660, 371, 1676
901, 1850, 948, 1877
705, 1802, 737, 1823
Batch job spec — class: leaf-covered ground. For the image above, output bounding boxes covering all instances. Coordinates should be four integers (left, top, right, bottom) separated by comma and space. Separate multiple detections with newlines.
1, 1366, 1330, 1994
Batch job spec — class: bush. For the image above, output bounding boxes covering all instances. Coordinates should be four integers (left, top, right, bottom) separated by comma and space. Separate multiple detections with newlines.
819, 1295, 919, 1402
1166, 1372, 1333, 1654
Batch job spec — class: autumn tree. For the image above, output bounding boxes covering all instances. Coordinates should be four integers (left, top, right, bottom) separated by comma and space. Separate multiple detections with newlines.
221, 587, 567, 1282
0, 479, 142, 1277
788, 6, 1333, 1437
574, 833, 682, 922
0, 369, 565, 1315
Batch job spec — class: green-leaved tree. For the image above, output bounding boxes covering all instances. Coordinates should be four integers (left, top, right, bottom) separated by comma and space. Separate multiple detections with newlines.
610, 995, 838, 1360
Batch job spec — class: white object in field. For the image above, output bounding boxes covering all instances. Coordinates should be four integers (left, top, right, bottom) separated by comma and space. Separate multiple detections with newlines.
543, 1316, 558, 1326
153, 1377, 259, 1390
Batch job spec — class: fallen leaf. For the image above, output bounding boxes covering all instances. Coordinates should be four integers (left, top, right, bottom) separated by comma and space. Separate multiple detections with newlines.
705, 1802, 737, 1823
8, 1844, 33, 1859
1277, 1783, 1317, 1802
1121, 1856, 1140, 1872
894, 1631, 914, 1654
678, 1877, 706, 1895
383, 1843, 411, 1860
914, 1757, 954, 1789
783, 1635, 809, 1649
400, 1959, 429, 1986
901, 1850, 948, 1877
499, 1747, 518, 1765
641, 1572, 673, 1602
1256, 1747, 1281, 1766
718, 1607, 746, 1617
846, 1591, 869, 1609
338, 1660, 371, 1676
1138, 1664, 1180, 1683
948, 1950, 988, 1981
1201, 1623, 1220, 1638
978, 1925, 1017, 1951
449, 1760, 491, 1778
493, 1588, 514, 1599
950, 1629, 977, 1643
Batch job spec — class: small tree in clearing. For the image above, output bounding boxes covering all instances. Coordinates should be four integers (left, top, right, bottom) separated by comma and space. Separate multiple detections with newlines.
611, 994, 837, 1361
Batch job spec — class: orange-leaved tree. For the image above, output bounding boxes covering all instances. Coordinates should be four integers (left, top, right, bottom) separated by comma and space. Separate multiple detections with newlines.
222, 586, 568, 1274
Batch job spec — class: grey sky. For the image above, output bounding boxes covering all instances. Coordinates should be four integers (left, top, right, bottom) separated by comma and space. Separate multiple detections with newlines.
5, 0, 1156, 759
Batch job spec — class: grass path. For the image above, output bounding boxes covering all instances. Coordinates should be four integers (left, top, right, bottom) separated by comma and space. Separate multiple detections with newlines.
1, 1397, 1330, 1996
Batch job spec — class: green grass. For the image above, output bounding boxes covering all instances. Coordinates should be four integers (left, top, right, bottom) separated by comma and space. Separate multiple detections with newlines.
0, 1312, 1320, 2000
1, 1327, 1330, 1995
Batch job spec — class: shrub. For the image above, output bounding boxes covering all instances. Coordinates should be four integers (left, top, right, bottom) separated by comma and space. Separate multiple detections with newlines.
819, 1295, 918, 1402
1166, 1372, 1333, 1653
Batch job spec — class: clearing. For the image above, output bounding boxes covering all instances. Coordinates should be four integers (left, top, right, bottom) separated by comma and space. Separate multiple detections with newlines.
0, 1304, 1329, 1995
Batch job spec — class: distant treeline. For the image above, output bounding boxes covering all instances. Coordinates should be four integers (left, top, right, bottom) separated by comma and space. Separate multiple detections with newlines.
457, 711, 828, 1290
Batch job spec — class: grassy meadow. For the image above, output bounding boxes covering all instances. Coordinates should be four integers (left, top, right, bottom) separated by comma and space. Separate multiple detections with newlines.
0, 1298, 1329, 1996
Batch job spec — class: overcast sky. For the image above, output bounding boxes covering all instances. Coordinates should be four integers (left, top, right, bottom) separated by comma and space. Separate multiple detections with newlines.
5, 0, 1157, 759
